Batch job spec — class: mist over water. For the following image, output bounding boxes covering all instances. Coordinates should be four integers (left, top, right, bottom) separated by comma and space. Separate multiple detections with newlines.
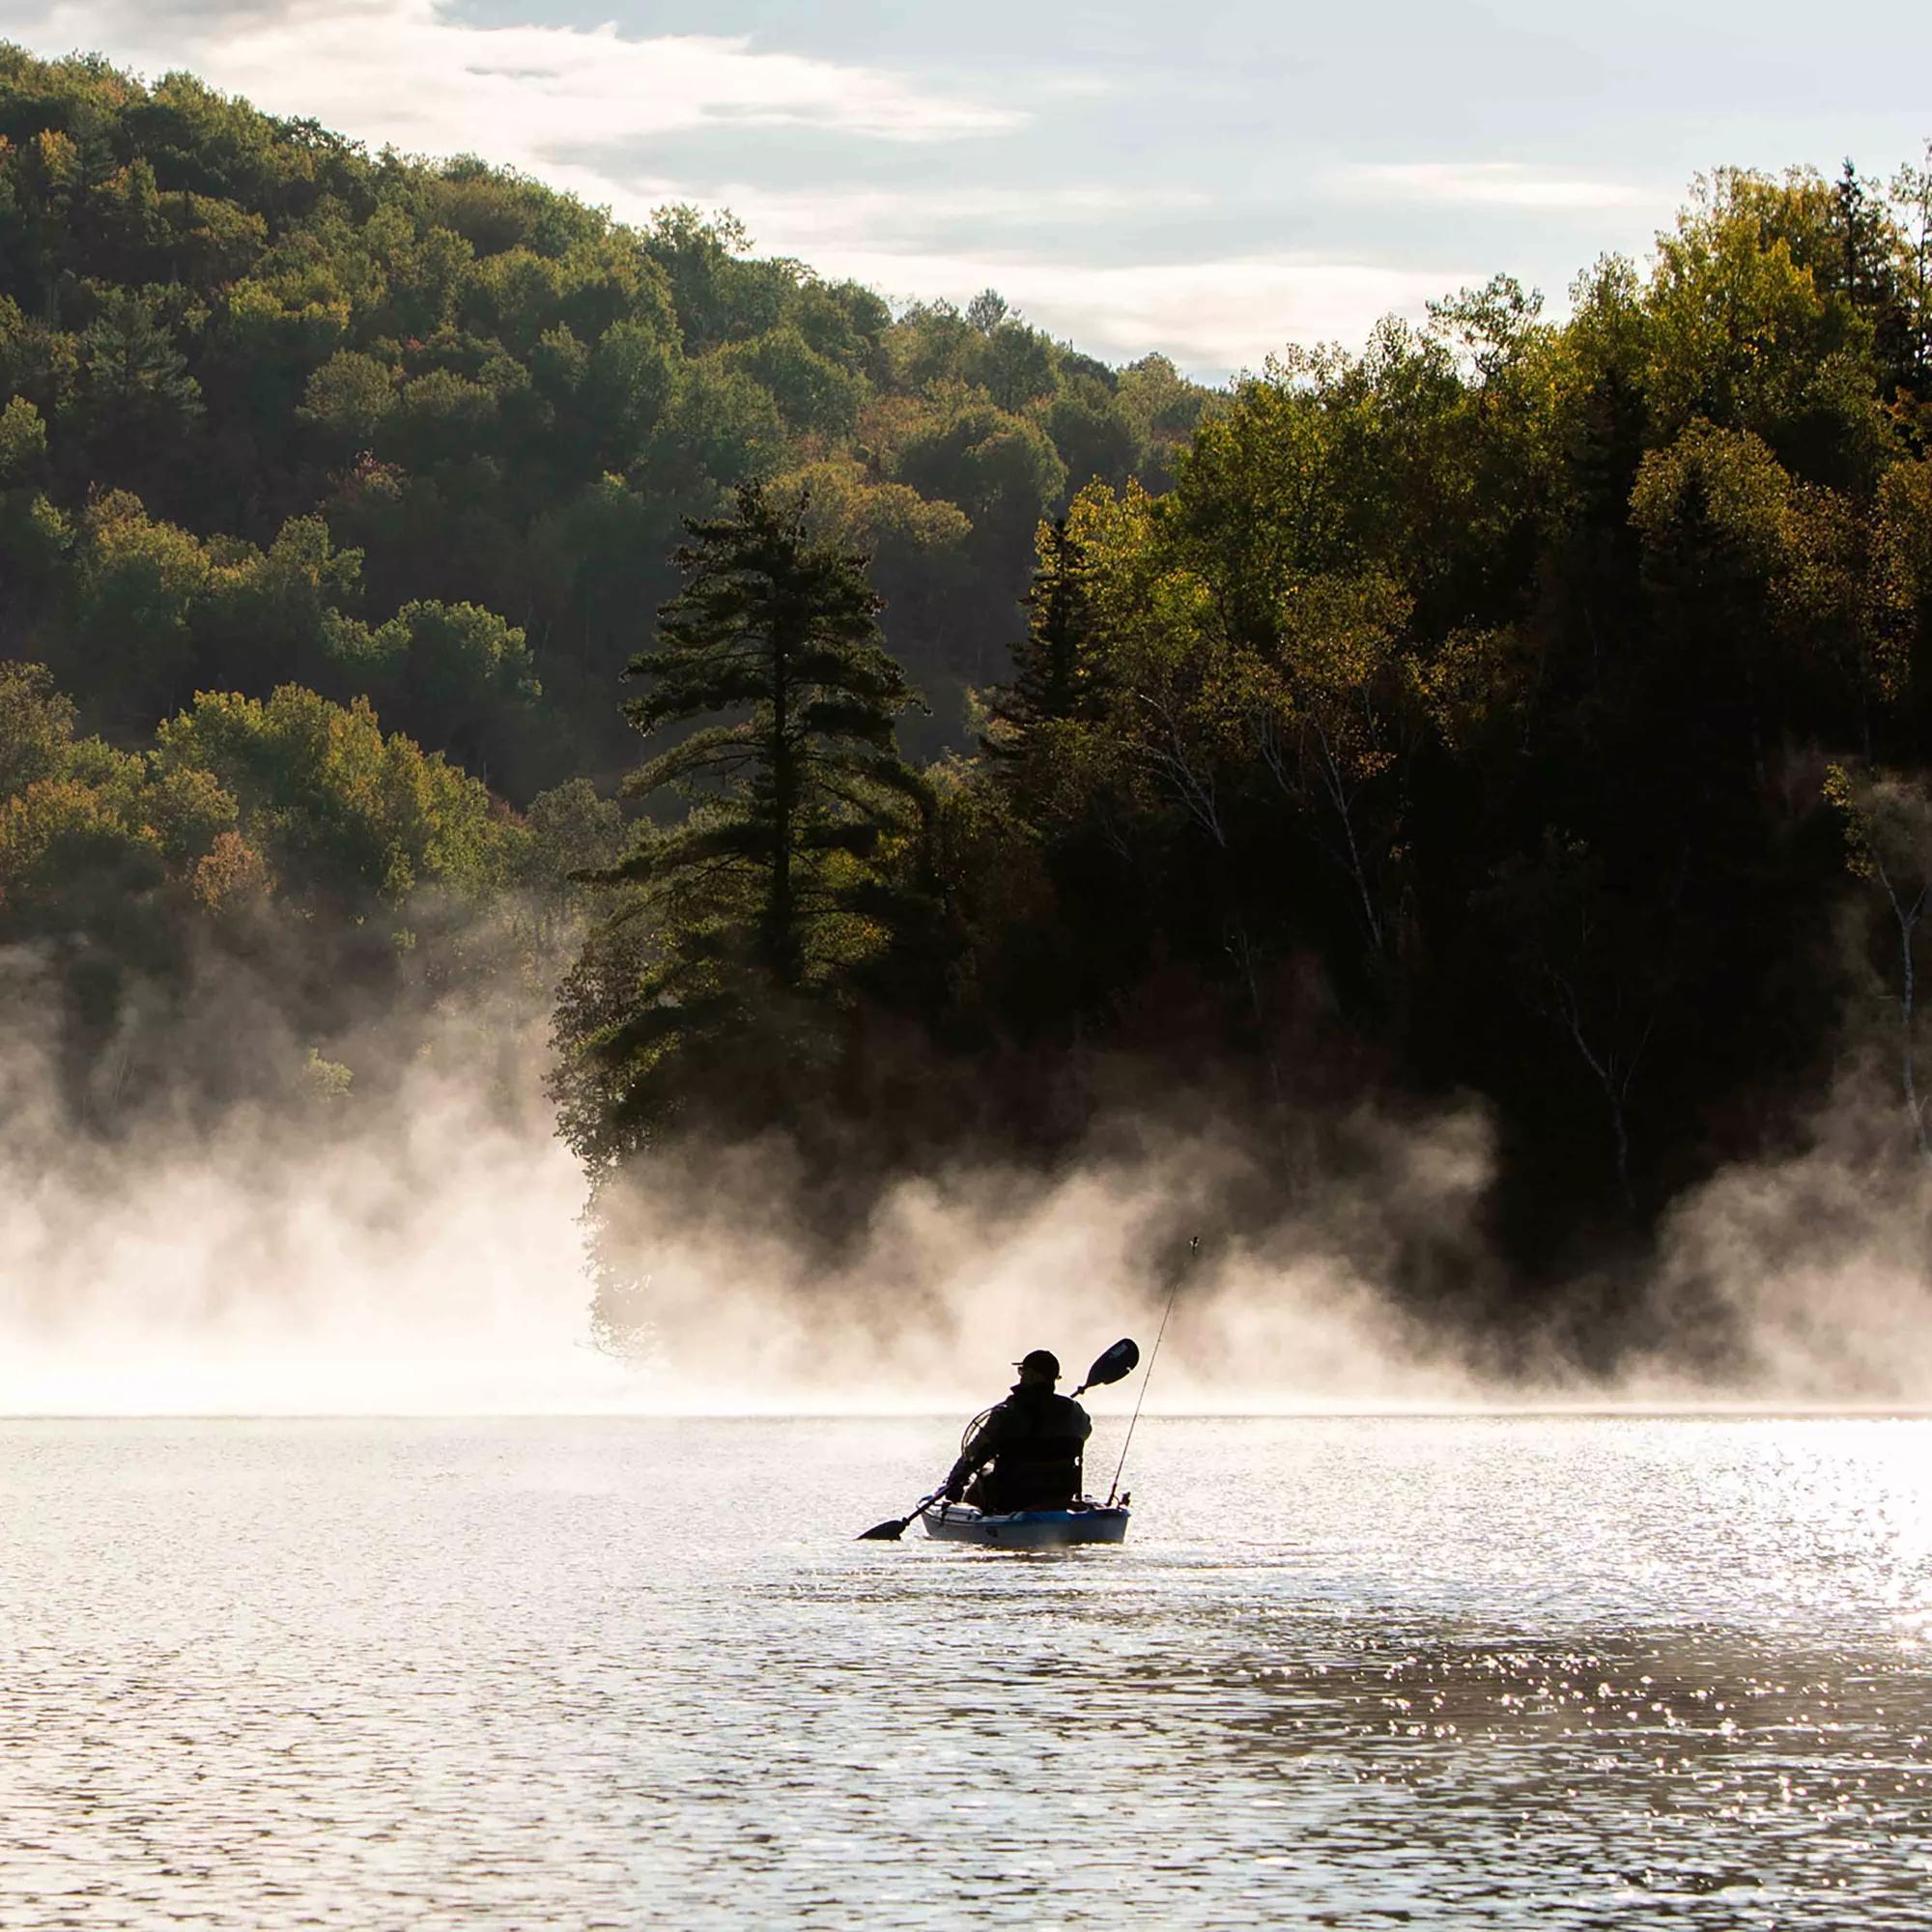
1634, 1067, 1932, 1405
0, 958, 617, 1415
6, 941, 1932, 1417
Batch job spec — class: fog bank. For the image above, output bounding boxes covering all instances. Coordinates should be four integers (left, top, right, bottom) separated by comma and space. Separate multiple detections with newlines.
6, 948, 1932, 1415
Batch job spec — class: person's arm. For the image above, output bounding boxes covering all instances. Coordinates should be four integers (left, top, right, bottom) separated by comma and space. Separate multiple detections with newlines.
943, 1407, 1010, 1500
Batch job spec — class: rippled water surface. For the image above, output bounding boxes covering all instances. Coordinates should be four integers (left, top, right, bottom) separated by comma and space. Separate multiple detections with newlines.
5, 1416, 1932, 1928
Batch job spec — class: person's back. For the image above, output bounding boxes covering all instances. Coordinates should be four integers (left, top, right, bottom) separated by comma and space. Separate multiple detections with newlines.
945, 1350, 1093, 1512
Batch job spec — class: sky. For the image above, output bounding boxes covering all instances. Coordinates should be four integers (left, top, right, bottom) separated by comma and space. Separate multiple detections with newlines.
2, 0, 1929, 377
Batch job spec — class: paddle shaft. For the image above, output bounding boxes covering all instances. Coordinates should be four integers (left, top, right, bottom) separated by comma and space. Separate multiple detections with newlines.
1106, 1235, 1196, 1506
857, 1490, 944, 1540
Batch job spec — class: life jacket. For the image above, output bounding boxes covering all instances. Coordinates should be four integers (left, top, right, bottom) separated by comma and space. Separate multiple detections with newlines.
978, 1388, 1092, 1506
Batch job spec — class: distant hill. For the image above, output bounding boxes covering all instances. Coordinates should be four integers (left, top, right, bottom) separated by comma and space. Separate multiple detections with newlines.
0, 43, 1218, 793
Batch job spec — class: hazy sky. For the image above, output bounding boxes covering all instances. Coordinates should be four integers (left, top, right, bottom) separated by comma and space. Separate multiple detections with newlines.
4, 0, 1928, 375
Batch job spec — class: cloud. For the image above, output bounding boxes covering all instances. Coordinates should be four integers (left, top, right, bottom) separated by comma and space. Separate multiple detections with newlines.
1341, 161, 1656, 212
6, 0, 1021, 147
702, 184, 1212, 254
3, 0, 1488, 372
790, 248, 1481, 374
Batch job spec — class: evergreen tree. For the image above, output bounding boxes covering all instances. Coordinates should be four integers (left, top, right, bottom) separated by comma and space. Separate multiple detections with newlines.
553, 482, 927, 1166
1834, 158, 1914, 395
75, 292, 202, 446
985, 516, 1105, 760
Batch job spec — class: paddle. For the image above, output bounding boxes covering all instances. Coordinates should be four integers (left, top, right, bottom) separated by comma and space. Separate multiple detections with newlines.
857, 1489, 945, 1541
1070, 1337, 1140, 1397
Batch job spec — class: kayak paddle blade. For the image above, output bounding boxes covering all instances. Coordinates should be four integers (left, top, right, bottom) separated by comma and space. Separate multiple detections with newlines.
1075, 1337, 1140, 1393
858, 1491, 941, 1540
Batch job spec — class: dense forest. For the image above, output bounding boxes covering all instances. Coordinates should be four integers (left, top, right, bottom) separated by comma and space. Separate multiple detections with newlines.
0, 46, 1209, 1128
6, 45, 1932, 1349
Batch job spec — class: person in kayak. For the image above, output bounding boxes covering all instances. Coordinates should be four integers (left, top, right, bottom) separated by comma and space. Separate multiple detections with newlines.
942, 1349, 1094, 1512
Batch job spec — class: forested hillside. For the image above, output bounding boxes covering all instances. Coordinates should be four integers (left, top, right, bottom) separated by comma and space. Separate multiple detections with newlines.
0, 46, 1209, 781
7, 44, 1932, 1341
0, 43, 1207, 1137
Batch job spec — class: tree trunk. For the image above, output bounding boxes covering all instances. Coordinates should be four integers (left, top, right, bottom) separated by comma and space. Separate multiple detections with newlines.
769, 612, 798, 988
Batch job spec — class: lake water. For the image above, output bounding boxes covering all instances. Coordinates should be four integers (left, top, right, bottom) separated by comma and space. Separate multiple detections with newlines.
4, 1415, 1930, 1928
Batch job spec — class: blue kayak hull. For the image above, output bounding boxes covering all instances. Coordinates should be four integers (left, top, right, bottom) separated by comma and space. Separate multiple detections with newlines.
922, 1501, 1129, 1548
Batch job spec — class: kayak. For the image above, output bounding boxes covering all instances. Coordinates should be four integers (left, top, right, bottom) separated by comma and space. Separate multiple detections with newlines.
922, 1499, 1130, 1548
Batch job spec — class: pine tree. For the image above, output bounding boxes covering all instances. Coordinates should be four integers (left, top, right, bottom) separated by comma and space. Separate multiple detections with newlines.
75, 292, 202, 445
1833, 158, 1913, 398
985, 516, 1105, 760
1889, 146, 1932, 402
553, 481, 927, 1166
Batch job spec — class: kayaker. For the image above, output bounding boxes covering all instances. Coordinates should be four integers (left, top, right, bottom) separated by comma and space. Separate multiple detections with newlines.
942, 1349, 1093, 1512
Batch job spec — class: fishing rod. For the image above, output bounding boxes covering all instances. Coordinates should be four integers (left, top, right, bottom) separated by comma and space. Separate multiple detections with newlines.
1106, 1233, 1197, 1507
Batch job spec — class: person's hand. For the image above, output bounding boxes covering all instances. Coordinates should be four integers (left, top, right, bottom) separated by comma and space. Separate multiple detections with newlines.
943, 1475, 965, 1502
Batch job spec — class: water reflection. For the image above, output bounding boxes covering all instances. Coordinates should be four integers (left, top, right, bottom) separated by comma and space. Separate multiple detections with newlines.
1213, 1633, 1932, 1922
4, 1416, 1931, 1927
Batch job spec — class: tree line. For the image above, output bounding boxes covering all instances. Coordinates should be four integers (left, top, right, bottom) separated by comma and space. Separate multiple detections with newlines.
0, 43, 1204, 1127
0, 46, 1210, 791
6, 45, 1932, 1341
558, 158, 1932, 1338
